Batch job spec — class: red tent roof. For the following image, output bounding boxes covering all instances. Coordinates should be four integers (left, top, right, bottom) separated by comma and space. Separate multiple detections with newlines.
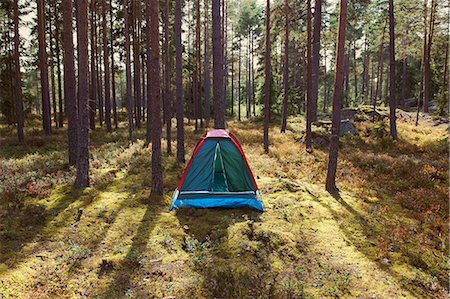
205, 129, 230, 138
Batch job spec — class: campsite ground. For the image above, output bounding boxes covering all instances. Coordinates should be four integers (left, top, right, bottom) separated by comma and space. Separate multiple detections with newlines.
0, 110, 448, 298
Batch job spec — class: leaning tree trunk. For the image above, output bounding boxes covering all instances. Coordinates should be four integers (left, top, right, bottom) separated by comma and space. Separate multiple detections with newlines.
102, 0, 112, 132
147, 0, 163, 195
212, 0, 225, 129
174, 0, 185, 163
263, 0, 271, 153
124, 0, 134, 140
388, 0, 397, 139
280, 0, 289, 133
13, 0, 24, 142
62, 0, 78, 165
37, 0, 52, 135
305, 0, 313, 149
311, 0, 322, 122
325, 0, 348, 193
75, 0, 90, 188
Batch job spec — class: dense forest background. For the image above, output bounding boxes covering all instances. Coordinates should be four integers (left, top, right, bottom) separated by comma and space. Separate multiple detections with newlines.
0, 0, 449, 297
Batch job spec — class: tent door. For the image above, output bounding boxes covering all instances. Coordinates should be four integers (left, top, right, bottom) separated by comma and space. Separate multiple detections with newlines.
212, 143, 229, 192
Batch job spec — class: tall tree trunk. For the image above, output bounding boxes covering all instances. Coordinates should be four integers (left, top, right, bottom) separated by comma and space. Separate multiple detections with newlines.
49, 10, 58, 128
238, 39, 241, 121
204, 0, 211, 125
37, 0, 52, 135
251, 32, 255, 116
323, 53, 327, 112
325, 0, 348, 193
231, 40, 234, 116
13, 0, 24, 142
96, 7, 104, 127
164, 0, 172, 153
344, 54, 349, 106
89, 0, 97, 130
353, 40, 358, 103
124, 0, 134, 140
280, 0, 289, 133
75, 0, 90, 188
263, 0, 271, 153
212, 0, 225, 129
55, 8, 64, 127
305, 0, 312, 149
175, 0, 185, 163
147, 0, 163, 196
110, 0, 118, 128
423, 0, 437, 113
102, 0, 112, 131
388, 0, 397, 139
62, 0, 78, 165
193, 0, 200, 130
246, 32, 250, 120
311, 0, 322, 122
133, 0, 142, 127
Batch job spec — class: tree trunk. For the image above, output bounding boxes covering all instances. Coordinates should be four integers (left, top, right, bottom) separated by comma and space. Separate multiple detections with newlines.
62, 0, 78, 165
110, 0, 118, 128
423, 0, 437, 113
124, 0, 134, 140
75, 0, 90, 188
102, 0, 112, 131
388, 0, 397, 139
311, 0, 322, 122
204, 0, 211, 125
401, 56, 407, 106
55, 11, 64, 127
48, 10, 58, 128
325, 0, 348, 193
175, 0, 185, 163
246, 32, 250, 120
323, 53, 327, 112
164, 0, 172, 154
89, 0, 97, 130
238, 40, 241, 121
263, 0, 271, 153
133, 0, 142, 127
212, 0, 225, 129
37, 0, 52, 135
353, 40, 358, 102
147, 0, 163, 196
96, 8, 104, 127
13, 0, 24, 142
193, 0, 200, 130
280, 0, 289, 133
305, 0, 312, 149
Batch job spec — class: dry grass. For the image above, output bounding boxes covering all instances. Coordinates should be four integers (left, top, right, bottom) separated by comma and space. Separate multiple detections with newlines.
0, 114, 448, 298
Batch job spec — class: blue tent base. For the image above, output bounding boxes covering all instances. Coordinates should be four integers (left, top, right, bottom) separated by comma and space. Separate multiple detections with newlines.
170, 197, 264, 211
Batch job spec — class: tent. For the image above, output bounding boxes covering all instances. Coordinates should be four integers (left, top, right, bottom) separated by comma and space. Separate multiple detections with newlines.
170, 129, 263, 211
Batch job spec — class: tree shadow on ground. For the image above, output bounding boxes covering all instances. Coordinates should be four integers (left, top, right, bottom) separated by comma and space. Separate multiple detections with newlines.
319, 191, 446, 297
175, 208, 292, 298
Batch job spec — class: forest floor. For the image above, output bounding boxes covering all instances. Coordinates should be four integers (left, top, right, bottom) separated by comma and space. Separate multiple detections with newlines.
0, 109, 448, 298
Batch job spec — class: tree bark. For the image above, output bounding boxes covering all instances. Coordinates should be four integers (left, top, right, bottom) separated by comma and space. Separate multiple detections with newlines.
110, 0, 118, 128
311, 0, 322, 122
305, 0, 312, 149
280, 0, 289, 133
75, 0, 90, 188
238, 39, 241, 121
193, 0, 200, 130
204, 0, 211, 124
48, 9, 58, 128
102, 0, 112, 132
13, 0, 24, 142
89, 0, 97, 130
132, 0, 142, 127
325, 0, 348, 193
37, 0, 52, 135
164, 0, 172, 154
401, 56, 407, 106
212, 0, 225, 129
423, 0, 437, 113
175, 0, 185, 163
62, 0, 78, 165
124, 0, 134, 140
263, 0, 271, 153
55, 10, 64, 127
147, 0, 163, 196
388, 0, 397, 139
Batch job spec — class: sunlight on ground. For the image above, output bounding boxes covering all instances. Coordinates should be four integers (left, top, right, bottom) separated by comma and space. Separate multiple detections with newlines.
0, 115, 448, 298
